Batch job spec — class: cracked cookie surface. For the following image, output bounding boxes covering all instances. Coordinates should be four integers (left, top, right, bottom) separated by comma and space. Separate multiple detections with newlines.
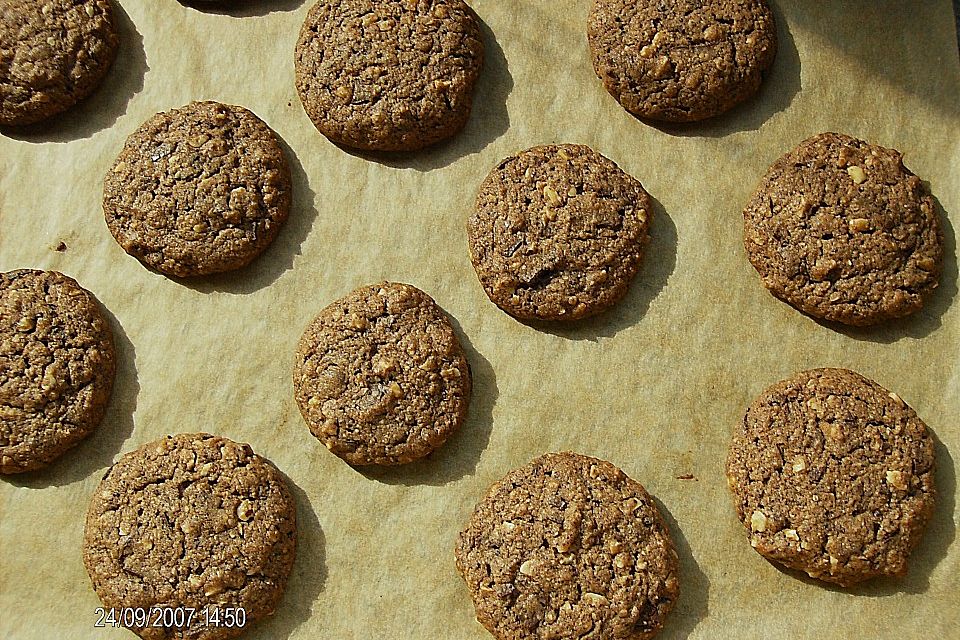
468, 144, 651, 321
456, 452, 679, 640
588, 0, 776, 122
743, 132, 943, 325
83, 433, 297, 640
294, 0, 484, 151
725, 368, 936, 586
0, 0, 118, 126
103, 101, 291, 278
294, 282, 471, 465
1, 269, 115, 474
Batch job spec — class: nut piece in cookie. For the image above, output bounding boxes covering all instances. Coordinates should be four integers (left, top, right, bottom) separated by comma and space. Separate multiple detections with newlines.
0, 0, 119, 126
588, 0, 777, 122
742, 132, 943, 325
1, 269, 115, 474
468, 143, 651, 321
83, 433, 298, 640
726, 368, 936, 586
102, 101, 291, 278
294, 0, 484, 151
456, 452, 680, 639
294, 282, 472, 465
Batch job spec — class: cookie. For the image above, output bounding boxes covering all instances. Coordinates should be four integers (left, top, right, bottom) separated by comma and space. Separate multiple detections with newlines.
294, 0, 484, 151
468, 144, 651, 321
0, 0, 118, 126
83, 433, 297, 640
726, 368, 936, 586
1, 269, 115, 474
588, 0, 776, 122
103, 101, 291, 278
456, 452, 679, 640
743, 132, 943, 326
294, 282, 471, 466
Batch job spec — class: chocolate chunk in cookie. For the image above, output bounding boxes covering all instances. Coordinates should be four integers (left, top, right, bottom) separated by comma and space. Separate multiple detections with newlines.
294, 282, 471, 466
294, 0, 484, 151
456, 452, 680, 640
468, 143, 651, 321
0, 0, 119, 126
588, 0, 776, 122
83, 433, 297, 640
743, 132, 943, 325
726, 368, 936, 586
1, 269, 115, 474
103, 101, 291, 278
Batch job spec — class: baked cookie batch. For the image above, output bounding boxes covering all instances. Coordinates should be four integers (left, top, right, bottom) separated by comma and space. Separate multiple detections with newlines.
0, 0, 948, 639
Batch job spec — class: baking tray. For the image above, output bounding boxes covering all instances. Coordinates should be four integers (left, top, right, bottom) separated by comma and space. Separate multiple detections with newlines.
1, 1, 958, 638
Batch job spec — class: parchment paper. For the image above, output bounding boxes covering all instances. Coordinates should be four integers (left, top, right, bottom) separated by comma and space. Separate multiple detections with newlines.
1, 1, 958, 638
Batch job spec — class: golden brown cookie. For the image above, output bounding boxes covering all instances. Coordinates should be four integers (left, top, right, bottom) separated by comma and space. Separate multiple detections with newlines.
456, 452, 680, 639
294, 0, 484, 151
103, 101, 291, 278
726, 368, 936, 586
0, 0, 119, 126
468, 144, 651, 321
293, 282, 471, 465
743, 132, 943, 325
83, 433, 297, 640
588, 0, 776, 122
1, 269, 115, 474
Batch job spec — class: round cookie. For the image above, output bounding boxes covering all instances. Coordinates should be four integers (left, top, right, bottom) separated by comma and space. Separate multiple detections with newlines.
83, 433, 297, 640
1, 269, 115, 474
103, 101, 291, 278
0, 0, 119, 126
294, 282, 471, 466
456, 452, 680, 640
588, 0, 776, 122
294, 0, 484, 151
726, 368, 936, 586
468, 144, 651, 321
743, 132, 943, 326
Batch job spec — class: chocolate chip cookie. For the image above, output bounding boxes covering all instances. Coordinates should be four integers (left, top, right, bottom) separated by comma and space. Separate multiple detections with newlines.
294, 0, 484, 151
294, 282, 471, 466
456, 452, 680, 640
743, 132, 943, 325
1, 269, 115, 474
588, 0, 776, 122
468, 144, 651, 321
726, 368, 936, 586
103, 101, 291, 278
0, 0, 119, 126
83, 433, 298, 640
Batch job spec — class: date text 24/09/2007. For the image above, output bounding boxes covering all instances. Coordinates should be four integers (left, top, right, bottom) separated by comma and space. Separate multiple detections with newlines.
94, 606, 247, 629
